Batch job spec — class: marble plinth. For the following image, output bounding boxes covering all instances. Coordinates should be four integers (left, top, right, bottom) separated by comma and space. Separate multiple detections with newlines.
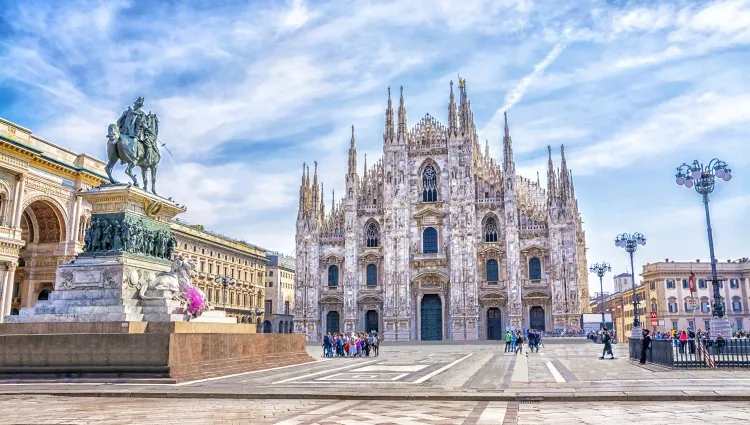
8, 255, 233, 324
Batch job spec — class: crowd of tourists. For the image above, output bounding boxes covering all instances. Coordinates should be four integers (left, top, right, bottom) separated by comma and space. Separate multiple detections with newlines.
504, 329, 544, 354
322, 332, 379, 358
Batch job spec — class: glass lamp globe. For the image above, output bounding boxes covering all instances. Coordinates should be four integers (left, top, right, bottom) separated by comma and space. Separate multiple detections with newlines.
676, 176, 685, 185
723, 173, 732, 181
685, 179, 694, 188
715, 168, 726, 178
691, 169, 701, 179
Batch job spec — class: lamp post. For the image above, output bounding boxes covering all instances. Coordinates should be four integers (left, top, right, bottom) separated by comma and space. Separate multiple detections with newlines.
214, 276, 237, 311
589, 262, 611, 330
615, 232, 646, 338
675, 158, 732, 338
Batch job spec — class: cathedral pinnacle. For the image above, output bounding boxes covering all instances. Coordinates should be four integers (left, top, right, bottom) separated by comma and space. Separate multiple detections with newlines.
502, 112, 515, 174
559, 144, 571, 204
547, 145, 557, 208
385, 86, 395, 143
348, 125, 357, 175
397, 86, 407, 141
448, 80, 457, 136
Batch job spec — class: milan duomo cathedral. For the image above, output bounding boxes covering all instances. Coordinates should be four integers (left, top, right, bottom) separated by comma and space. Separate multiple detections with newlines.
294, 79, 589, 341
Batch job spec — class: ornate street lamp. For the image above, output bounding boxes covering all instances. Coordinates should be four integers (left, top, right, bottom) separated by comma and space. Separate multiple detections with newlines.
214, 275, 237, 311
589, 262, 611, 330
615, 232, 646, 338
675, 158, 732, 337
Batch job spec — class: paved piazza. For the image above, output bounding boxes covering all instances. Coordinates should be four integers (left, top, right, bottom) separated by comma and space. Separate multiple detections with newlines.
2, 341, 750, 424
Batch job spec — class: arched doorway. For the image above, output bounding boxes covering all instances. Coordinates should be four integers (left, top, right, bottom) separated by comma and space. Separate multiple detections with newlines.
263, 320, 272, 333
420, 294, 442, 340
529, 306, 545, 331
278, 321, 283, 333
365, 310, 378, 334
486, 308, 502, 340
37, 290, 51, 301
326, 311, 340, 333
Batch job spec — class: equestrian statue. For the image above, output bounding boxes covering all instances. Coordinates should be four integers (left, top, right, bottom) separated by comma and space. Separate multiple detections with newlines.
105, 97, 162, 194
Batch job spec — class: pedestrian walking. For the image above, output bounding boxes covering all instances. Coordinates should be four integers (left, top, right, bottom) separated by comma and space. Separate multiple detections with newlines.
504, 331, 512, 353
515, 330, 524, 354
640, 329, 652, 364
599, 328, 614, 359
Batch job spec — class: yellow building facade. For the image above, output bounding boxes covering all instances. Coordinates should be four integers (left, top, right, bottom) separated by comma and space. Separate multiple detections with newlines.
0, 117, 268, 327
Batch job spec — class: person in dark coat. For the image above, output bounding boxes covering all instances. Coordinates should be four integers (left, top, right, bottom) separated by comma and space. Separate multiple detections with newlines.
599, 328, 614, 359
640, 329, 652, 364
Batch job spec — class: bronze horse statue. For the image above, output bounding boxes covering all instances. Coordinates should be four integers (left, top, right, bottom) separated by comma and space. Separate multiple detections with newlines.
104, 117, 161, 194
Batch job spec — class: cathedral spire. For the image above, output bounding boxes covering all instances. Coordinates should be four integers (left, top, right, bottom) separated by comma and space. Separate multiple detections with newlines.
448, 80, 458, 136
304, 163, 312, 214
331, 189, 335, 214
485, 139, 490, 158
503, 112, 515, 174
559, 144, 571, 204
458, 77, 470, 136
546, 145, 557, 208
298, 162, 306, 214
397, 86, 407, 141
319, 182, 325, 219
384, 86, 395, 143
348, 125, 357, 175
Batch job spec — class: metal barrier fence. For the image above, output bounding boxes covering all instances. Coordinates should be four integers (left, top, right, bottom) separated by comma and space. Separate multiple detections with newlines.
629, 337, 750, 368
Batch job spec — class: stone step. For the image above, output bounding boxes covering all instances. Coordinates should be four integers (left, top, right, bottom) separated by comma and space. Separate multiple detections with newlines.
49, 289, 132, 300
140, 313, 193, 322
29, 305, 143, 315
33, 298, 139, 308
5, 312, 145, 323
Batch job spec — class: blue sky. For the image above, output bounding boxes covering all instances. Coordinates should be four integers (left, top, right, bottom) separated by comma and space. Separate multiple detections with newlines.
1, 0, 748, 295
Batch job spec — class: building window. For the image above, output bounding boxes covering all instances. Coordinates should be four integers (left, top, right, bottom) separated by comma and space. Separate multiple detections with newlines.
423, 227, 438, 254
682, 279, 689, 289
650, 281, 655, 291
366, 264, 377, 286
730, 279, 739, 289
737, 319, 743, 330
667, 279, 675, 289
421, 165, 438, 202
285, 301, 290, 315
365, 221, 380, 248
699, 279, 707, 289
207, 290, 212, 302
483, 216, 498, 242
269, 271, 273, 277
688, 320, 695, 330
200, 261, 205, 272
651, 299, 657, 312
672, 320, 678, 331
528, 257, 542, 281
486, 259, 499, 282
704, 320, 711, 331
701, 298, 710, 313
265, 300, 272, 313
209, 264, 214, 274
269, 281, 273, 287
732, 298, 742, 313
668, 299, 678, 313
328, 265, 339, 287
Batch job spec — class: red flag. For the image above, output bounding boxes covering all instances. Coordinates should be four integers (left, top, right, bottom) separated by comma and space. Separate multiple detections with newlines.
689, 272, 696, 293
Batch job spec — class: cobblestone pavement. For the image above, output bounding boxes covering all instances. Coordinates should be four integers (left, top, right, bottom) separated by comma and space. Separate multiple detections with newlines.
2, 395, 750, 424
2, 341, 750, 400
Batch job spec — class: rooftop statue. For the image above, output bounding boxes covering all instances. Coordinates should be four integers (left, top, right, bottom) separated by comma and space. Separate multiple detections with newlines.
105, 97, 162, 194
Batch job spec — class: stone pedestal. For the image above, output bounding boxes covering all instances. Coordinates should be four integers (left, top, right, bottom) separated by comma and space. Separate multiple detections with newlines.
711, 317, 731, 338
9, 184, 233, 324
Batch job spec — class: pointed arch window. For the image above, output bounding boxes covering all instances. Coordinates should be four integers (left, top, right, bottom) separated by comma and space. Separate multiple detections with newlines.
366, 264, 377, 286
484, 216, 498, 242
328, 265, 339, 287
528, 257, 542, 280
423, 227, 438, 254
365, 222, 379, 248
486, 259, 499, 282
422, 165, 438, 202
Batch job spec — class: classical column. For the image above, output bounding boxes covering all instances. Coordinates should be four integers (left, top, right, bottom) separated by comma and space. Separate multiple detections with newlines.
0, 264, 7, 321
0, 263, 17, 322
12, 175, 26, 229
69, 195, 83, 243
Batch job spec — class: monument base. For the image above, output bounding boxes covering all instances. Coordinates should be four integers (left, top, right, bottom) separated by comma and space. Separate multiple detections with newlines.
0, 322, 313, 382
711, 317, 731, 339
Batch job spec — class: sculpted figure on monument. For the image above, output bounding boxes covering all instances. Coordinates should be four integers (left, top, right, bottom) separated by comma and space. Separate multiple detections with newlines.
101, 219, 113, 251
113, 223, 123, 251
105, 97, 162, 194
165, 235, 178, 259
83, 226, 92, 252
90, 218, 102, 252
121, 221, 131, 251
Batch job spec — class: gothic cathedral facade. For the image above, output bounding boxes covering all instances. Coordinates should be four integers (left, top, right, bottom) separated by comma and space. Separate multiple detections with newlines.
294, 80, 589, 341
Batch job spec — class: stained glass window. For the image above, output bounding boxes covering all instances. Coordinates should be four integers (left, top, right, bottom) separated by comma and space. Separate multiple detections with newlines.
423, 227, 438, 254
422, 165, 438, 202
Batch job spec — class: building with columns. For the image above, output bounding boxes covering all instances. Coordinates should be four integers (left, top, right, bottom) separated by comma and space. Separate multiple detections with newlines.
0, 118, 106, 321
0, 117, 269, 326
294, 80, 589, 341
641, 258, 750, 334
262, 252, 296, 334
